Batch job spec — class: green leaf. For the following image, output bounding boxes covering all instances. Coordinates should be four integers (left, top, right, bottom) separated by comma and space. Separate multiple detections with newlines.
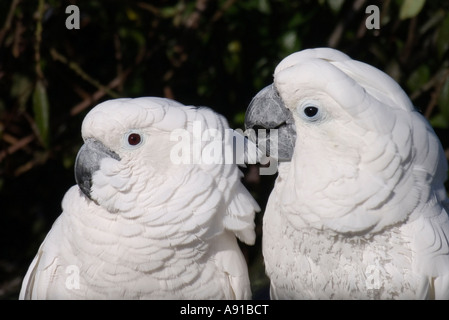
160, 6, 177, 18
258, 0, 271, 14
233, 111, 246, 127
436, 13, 449, 59
10, 73, 33, 111
406, 65, 430, 93
32, 80, 50, 148
227, 40, 241, 54
438, 76, 449, 119
281, 31, 301, 54
327, 0, 345, 14
118, 27, 146, 48
430, 113, 449, 129
125, 8, 139, 21
399, 0, 426, 20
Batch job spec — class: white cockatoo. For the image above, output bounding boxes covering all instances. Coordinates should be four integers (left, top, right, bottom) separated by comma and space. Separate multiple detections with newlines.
245, 48, 449, 299
20, 97, 260, 299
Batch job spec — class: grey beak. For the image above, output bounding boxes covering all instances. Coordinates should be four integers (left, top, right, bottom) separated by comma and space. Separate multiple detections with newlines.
74, 139, 120, 200
244, 84, 296, 161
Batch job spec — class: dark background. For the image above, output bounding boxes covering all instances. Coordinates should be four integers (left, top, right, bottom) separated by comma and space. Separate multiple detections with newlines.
1, 0, 448, 299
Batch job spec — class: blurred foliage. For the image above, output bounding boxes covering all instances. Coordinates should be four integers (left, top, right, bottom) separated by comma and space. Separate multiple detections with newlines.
0, 0, 448, 299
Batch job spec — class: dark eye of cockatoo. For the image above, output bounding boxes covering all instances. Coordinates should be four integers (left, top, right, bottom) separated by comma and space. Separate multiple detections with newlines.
128, 133, 141, 145
304, 106, 318, 117
124, 131, 144, 148
297, 103, 322, 122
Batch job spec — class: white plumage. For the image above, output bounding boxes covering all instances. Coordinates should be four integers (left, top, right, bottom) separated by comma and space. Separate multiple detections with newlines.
247, 48, 449, 299
20, 97, 259, 299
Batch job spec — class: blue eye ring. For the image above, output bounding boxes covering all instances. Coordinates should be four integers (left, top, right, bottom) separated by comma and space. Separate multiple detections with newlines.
297, 101, 323, 122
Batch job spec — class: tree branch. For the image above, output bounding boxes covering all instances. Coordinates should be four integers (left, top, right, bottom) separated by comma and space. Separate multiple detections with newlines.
0, 0, 21, 48
50, 48, 121, 99
70, 67, 132, 116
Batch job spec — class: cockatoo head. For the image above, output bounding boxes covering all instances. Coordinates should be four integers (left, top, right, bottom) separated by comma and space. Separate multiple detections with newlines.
74, 97, 192, 214
245, 48, 443, 235
245, 48, 414, 162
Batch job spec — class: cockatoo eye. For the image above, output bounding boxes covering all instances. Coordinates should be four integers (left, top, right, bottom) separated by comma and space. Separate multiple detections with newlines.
128, 133, 141, 145
123, 131, 144, 148
297, 102, 323, 122
304, 106, 319, 117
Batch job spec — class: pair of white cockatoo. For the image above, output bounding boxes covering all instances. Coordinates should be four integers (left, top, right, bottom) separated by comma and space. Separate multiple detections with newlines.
20, 48, 449, 299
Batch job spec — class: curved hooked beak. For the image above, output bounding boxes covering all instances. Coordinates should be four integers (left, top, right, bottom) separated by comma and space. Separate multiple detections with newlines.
244, 84, 296, 161
74, 139, 121, 200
